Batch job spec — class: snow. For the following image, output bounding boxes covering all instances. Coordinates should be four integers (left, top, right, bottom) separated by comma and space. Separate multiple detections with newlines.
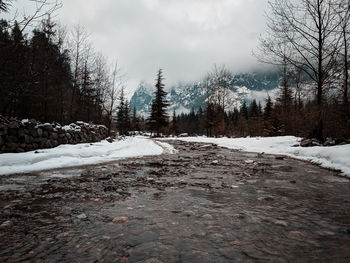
21, 119, 30, 125
170, 136, 350, 176
0, 137, 175, 176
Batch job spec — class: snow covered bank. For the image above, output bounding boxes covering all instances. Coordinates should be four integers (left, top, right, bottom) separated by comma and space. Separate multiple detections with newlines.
172, 136, 350, 176
0, 137, 175, 175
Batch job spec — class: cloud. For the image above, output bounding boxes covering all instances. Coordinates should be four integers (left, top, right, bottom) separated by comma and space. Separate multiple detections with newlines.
15, 0, 270, 95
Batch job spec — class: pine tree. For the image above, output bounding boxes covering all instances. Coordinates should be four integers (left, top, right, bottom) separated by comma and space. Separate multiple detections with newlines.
171, 110, 178, 136
264, 95, 273, 120
131, 107, 140, 133
124, 100, 130, 134
240, 101, 249, 120
249, 99, 259, 117
148, 69, 169, 136
116, 88, 126, 136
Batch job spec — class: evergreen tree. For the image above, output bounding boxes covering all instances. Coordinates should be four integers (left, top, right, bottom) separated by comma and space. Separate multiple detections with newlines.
240, 101, 249, 120
131, 107, 140, 132
148, 69, 169, 136
116, 88, 127, 135
264, 95, 273, 119
249, 99, 259, 117
124, 100, 131, 133
171, 110, 179, 136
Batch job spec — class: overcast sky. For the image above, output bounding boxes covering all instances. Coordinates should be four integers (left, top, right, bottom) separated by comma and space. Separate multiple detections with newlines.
12, 0, 269, 95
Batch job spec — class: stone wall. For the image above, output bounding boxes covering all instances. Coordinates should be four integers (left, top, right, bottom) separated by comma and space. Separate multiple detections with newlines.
0, 116, 108, 153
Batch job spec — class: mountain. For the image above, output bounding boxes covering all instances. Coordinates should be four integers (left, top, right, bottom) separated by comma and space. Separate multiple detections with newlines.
130, 70, 282, 116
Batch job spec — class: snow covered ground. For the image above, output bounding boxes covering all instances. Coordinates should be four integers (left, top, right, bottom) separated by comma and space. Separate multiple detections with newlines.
171, 136, 350, 176
0, 137, 175, 176
1, 135, 349, 177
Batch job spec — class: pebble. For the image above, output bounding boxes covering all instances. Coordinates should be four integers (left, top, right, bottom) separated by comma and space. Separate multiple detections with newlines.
202, 214, 213, 220
0, 220, 13, 229
139, 259, 164, 263
112, 217, 128, 223
274, 220, 288, 227
183, 210, 196, 217
77, 213, 87, 219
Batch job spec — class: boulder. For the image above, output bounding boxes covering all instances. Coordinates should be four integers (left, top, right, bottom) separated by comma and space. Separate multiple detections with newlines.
300, 138, 322, 147
36, 128, 43, 137
5, 142, 18, 151
7, 136, 18, 143
50, 132, 58, 140
24, 134, 34, 144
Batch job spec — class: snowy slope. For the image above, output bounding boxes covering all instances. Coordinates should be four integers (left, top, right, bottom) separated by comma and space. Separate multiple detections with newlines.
170, 136, 350, 176
130, 70, 282, 116
0, 137, 175, 175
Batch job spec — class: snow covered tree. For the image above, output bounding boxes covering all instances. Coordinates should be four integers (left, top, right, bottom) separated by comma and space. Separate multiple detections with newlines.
148, 69, 169, 136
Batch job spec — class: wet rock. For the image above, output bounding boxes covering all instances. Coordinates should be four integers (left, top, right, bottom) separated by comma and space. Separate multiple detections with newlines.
274, 220, 288, 227
203, 214, 213, 220
112, 217, 128, 223
183, 210, 196, 217
301, 138, 322, 147
61, 206, 73, 215
0, 220, 13, 229
77, 213, 87, 219
138, 258, 164, 263
323, 138, 336, 146
275, 156, 285, 160
339, 226, 350, 235
264, 196, 274, 201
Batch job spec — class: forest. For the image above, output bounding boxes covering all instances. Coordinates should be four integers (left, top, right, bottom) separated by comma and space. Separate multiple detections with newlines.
1, 0, 349, 141
0, 0, 123, 133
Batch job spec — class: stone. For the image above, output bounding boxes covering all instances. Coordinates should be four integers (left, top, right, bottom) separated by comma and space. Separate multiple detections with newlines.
18, 127, 25, 137
202, 214, 213, 220
323, 138, 336, 146
300, 139, 313, 147
0, 220, 13, 229
8, 121, 20, 129
50, 132, 58, 140
5, 142, 18, 151
43, 124, 53, 132
24, 134, 34, 144
139, 259, 164, 263
36, 128, 43, 137
16, 148, 24, 153
274, 220, 288, 227
183, 210, 196, 217
42, 131, 48, 138
112, 217, 128, 223
7, 136, 18, 143
77, 213, 87, 219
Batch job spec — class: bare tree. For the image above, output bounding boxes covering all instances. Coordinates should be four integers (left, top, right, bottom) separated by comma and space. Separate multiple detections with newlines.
258, 0, 345, 139
103, 61, 126, 134
68, 24, 90, 120
258, 0, 343, 105
93, 53, 110, 120
335, 0, 350, 116
0, 0, 12, 13
5, 0, 62, 32
203, 64, 233, 112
